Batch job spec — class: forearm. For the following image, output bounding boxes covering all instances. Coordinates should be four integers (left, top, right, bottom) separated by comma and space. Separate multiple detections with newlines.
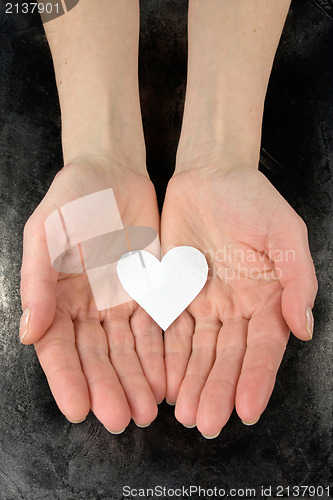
43, 0, 145, 169
177, 0, 291, 171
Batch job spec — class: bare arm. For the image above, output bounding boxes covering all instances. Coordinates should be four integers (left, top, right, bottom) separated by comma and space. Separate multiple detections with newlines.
43, 0, 146, 169
177, 0, 291, 170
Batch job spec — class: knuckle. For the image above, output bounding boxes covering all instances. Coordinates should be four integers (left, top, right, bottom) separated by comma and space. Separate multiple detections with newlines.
23, 217, 33, 237
20, 276, 32, 297
109, 328, 134, 352
312, 273, 319, 294
23, 213, 39, 238
294, 213, 308, 236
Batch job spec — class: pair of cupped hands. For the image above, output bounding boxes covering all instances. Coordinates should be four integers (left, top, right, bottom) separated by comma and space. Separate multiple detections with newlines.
19, 156, 317, 439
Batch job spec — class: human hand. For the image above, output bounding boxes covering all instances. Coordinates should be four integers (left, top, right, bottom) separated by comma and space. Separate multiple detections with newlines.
20, 157, 165, 432
161, 166, 317, 438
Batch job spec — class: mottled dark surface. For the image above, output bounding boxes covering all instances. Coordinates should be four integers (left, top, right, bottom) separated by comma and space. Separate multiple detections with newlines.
0, 0, 332, 499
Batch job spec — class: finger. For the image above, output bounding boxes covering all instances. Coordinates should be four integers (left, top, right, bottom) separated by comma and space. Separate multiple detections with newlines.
103, 311, 158, 427
75, 318, 131, 433
164, 311, 195, 405
130, 307, 166, 404
174, 317, 220, 427
35, 310, 90, 423
20, 216, 57, 344
196, 318, 247, 438
235, 305, 289, 425
269, 213, 318, 341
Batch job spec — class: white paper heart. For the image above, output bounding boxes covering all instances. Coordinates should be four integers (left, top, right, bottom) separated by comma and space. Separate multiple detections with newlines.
117, 246, 208, 330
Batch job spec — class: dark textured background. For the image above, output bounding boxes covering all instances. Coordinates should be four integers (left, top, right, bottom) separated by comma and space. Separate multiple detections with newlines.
0, 0, 332, 499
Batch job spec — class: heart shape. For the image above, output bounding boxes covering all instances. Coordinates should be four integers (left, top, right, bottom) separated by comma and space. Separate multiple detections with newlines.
117, 246, 208, 330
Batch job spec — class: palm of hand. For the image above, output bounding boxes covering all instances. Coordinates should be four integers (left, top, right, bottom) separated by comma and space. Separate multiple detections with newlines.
22, 159, 165, 431
161, 167, 310, 437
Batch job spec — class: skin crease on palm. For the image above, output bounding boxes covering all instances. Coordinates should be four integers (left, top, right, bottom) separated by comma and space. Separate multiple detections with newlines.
19, 0, 318, 438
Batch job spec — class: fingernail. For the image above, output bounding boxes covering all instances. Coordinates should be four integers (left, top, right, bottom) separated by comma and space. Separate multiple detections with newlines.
305, 307, 314, 340
105, 427, 126, 435
183, 424, 196, 429
134, 421, 151, 428
241, 416, 260, 426
201, 430, 221, 439
66, 416, 86, 424
166, 400, 176, 406
19, 308, 30, 342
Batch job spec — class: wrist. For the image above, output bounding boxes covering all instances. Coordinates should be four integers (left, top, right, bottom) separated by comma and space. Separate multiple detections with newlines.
176, 83, 263, 174
61, 125, 147, 176
60, 94, 147, 174
175, 134, 261, 177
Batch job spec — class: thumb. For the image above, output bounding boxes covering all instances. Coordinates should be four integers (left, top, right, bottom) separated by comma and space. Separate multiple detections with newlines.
269, 213, 318, 341
20, 216, 58, 344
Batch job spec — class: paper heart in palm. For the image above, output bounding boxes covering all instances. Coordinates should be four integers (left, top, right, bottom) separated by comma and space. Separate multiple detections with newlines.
117, 246, 208, 330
